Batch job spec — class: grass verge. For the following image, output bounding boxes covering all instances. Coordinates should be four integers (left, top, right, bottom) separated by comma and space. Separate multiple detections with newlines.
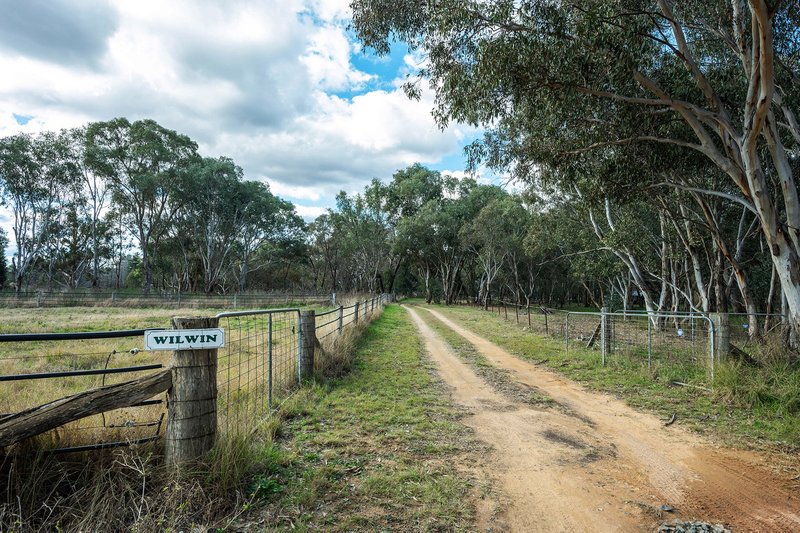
237, 304, 480, 531
422, 304, 800, 452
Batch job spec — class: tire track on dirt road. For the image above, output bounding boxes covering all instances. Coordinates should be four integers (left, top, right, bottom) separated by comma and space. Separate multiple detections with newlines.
421, 306, 800, 532
406, 306, 652, 532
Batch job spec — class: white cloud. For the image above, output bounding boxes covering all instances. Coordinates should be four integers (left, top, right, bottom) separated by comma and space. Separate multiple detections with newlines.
304, 0, 351, 23
301, 25, 374, 91
0, 1, 482, 256
267, 180, 322, 202
294, 205, 328, 220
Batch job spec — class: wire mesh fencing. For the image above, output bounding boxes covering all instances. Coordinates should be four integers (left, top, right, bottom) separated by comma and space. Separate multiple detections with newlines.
0, 295, 392, 452
215, 295, 388, 437
215, 309, 300, 437
315, 296, 384, 356
485, 300, 787, 383
0, 331, 168, 453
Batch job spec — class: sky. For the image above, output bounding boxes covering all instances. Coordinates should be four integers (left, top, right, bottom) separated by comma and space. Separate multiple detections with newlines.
0, 0, 479, 229
0, 0, 490, 260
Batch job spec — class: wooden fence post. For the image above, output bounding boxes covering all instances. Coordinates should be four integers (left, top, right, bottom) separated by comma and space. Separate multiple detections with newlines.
299, 310, 316, 380
601, 307, 610, 365
165, 316, 219, 469
710, 313, 730, 363
337, 305, 344, 335
354, 302, 360, 324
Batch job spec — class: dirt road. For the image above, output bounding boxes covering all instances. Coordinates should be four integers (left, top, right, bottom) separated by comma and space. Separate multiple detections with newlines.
405, 306, 800, 532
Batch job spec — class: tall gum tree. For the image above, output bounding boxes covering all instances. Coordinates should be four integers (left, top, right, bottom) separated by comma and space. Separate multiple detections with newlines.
85, 118, 199, 295
352, 0, 800, 338
0, 131, 77, 294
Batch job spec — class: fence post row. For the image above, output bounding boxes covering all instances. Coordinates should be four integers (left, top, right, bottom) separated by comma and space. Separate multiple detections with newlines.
299, 311, 316, 380
165, 316, 219, 469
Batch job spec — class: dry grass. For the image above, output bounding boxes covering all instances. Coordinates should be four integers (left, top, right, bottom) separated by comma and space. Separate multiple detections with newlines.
315, 306, 383, 379
0, 303, 389, 531
0, 306, 329, 450
0, 427, 288, 531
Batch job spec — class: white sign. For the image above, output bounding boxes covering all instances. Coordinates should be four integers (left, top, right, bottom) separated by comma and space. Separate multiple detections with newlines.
144, 328, 225, 351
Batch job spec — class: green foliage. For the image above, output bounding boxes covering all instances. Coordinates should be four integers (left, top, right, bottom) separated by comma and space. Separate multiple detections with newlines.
350, 0, 800, 335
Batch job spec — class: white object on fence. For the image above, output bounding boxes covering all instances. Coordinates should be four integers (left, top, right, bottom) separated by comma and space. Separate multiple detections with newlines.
144, 328, 225, 351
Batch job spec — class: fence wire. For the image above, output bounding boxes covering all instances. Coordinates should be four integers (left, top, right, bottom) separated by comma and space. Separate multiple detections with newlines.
216, 295, 387, 437
216, 309, 299, 437
0, 333, 168, 452
0, 296, 390, 450
488, 300, 787, 383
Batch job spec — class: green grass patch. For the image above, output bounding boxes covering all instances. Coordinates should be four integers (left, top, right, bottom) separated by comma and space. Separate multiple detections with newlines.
246, 305, 478, 531
424, 304, 800, 449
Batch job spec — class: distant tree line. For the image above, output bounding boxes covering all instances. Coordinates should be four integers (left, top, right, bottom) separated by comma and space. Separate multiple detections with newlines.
0, 115, 787, 341
309, 163, 781, 338
0, 119, 304, 295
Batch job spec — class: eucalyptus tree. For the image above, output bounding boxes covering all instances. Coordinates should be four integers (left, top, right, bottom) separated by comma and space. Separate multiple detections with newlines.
352, 1, 800, 337
68, 126, 109, 287
383, 164, 446, 292
0, 131, 78, 294
53, 202, 95, 289
85, 118, 199, 294
464, 194, 522, 309
175, 157, 248, 294
524, 197, 620, 309
0, 228, 8, 289
234, 181, 302, 292
310, 213, 343, 292
395, 203, 439, 302
332, 189, 395, 292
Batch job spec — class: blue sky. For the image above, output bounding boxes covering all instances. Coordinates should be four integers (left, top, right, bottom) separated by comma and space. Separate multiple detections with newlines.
0, 0, 493, 258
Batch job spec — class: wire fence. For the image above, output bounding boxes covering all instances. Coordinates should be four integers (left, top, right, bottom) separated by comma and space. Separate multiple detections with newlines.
0, 290, 333, 310
215, 309, 300, 437
484, 300, 786, 383
214, 295, 387, 437
0, 295, 391, 452
0, 330, 168, 454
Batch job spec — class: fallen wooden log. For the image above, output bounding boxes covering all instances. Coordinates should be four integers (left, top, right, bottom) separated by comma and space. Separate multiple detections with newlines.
0, 370, 172, 448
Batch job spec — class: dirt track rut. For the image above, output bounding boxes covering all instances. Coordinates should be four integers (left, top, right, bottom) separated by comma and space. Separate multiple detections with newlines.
406, 306, 800, 532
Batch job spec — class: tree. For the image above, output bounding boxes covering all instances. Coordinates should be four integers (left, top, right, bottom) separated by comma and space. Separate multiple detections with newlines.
69, 126, 110, 287
173, 157, 248, 294
0, 228, 8, 289
0, 131, 78, 294
463, 194, 520, 309
383, 164, 445, 292
352, 1, 800, 338
234, 181, 302, 292
85, 118, 199, 294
